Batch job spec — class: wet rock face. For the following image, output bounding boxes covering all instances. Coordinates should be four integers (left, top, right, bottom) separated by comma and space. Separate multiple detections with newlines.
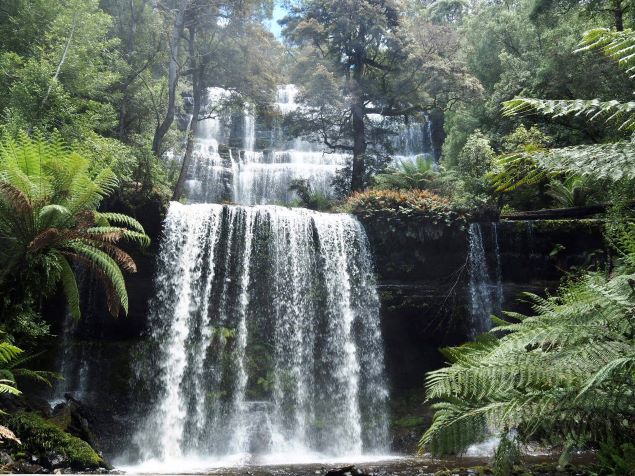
360, 217, 606, 452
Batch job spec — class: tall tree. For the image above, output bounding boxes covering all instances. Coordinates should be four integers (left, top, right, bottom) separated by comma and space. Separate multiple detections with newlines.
151, 0, 190, 157
101, 0, 165, 141
171, 0, 281, 200
282, 0, 480, 192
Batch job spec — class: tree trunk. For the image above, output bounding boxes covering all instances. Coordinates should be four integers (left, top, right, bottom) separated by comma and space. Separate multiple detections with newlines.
351, 100, 366, 192
172, 25, 200, 201
614, 3, 624, 31
152, 0, 189, 157
41, 12, 77, 110
350, 54, 366, 193
117, 0, 138, 140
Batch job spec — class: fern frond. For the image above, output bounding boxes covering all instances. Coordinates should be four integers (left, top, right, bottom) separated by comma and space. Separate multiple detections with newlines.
576, 28, 635, 77
56, 254, 81, 320
96, 212, 146, 234
491, 140, 635, 191
502, 98, 635, 131
13, 368, 61, 387
66, 241, 128, 314
0, 379, 20, 395
0, 343, 23, 365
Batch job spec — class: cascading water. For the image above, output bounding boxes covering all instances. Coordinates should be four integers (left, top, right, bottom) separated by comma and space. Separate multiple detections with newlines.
183, 85, 348, 205
133, 203, 389, 468
467, 223, 504, 337
130, 84, 390, 469
390, 116, 434, 164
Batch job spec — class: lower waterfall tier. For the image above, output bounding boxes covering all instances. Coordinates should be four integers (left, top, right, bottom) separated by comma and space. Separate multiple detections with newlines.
134, 202, 389, 464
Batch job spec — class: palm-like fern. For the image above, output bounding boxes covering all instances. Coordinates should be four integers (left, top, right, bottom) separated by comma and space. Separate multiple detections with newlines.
0, 132, 150, 319
420, 225, 635, 457
492, 28, 635, 191
546, 175, 594, 207
374, 155, 439, 191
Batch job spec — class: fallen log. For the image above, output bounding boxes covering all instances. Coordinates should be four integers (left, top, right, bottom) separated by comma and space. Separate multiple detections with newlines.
501, 204, 608, 220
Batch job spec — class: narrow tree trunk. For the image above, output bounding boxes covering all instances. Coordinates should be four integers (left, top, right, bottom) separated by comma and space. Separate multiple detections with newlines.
152, 0, 189, 157
351, 100, 366, 192
41, 13, 77, 109
172, 25, 200, 201
350, 54, 366, 193
614, 3, 624, 31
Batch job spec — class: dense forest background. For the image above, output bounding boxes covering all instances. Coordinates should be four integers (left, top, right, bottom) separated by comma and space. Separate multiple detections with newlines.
0, 0, 634, 474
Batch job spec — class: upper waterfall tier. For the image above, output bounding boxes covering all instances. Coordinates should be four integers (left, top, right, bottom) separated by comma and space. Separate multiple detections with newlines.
134, 202, 389, 465
180, 85, 434, 205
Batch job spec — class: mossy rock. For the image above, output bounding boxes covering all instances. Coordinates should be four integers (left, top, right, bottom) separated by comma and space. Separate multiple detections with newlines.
5, 412, 103, 469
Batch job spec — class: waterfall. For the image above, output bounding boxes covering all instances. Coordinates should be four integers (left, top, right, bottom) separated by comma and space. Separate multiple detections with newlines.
467, 223, 503, 337
180, 87, 348, 205
134, 203, 388, 466
122, 82, 393, 468
274, 84, 299, 115
243, 107, 255, 152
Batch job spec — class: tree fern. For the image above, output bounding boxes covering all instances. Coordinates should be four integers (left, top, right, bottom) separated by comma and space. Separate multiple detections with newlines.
421, 236, 635, 458
374, 155, 439, 191
492, 29, 635, 189
0, 133, 149, 322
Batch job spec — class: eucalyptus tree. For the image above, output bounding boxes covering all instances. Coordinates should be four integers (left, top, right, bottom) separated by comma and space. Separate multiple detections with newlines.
0, 0, 120, 138
282, 0, 480, 192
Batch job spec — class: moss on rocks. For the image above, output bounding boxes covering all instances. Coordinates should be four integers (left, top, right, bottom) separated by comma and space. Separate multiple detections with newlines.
5, 412, 103, 469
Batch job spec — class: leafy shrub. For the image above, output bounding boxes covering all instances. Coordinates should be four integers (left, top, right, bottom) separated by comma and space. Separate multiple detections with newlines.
373, 155, 439, 191
6, 412, 102, 469
341, 189, 465, 226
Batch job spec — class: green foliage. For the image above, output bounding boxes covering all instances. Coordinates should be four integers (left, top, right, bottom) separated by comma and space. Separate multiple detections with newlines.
597, 442, 635, 475
493, 28, 635, 191
342, 189, 464, 227
546, 175, 595, 207
455, 131, 495, 180
0, 133, 150, 340
441, 0, 632, 179
373, 156, 440, 192
420, 225, 635, 472
6, 412, 102, 468
288, 179, 334, 211
0, 0, 119, 137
